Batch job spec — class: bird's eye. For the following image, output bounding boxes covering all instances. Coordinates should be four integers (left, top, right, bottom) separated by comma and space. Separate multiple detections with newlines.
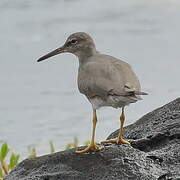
70, 39, 78, 44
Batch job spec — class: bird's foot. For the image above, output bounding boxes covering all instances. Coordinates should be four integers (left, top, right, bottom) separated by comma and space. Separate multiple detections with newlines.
75, 143, 104, 154
101, 138, 130, 145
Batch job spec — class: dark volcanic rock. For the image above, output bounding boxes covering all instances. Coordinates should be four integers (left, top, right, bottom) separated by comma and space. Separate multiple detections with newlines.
5, 98, 180, 180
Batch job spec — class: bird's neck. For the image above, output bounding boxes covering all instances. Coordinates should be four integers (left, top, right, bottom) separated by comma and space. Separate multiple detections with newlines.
77, 48, 98, 65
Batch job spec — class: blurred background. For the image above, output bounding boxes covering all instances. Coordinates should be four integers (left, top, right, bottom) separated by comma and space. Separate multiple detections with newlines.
0, 0, 179, 156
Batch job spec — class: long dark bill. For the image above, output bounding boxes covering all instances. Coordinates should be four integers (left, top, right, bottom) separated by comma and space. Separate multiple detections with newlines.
37, 46, 65, 62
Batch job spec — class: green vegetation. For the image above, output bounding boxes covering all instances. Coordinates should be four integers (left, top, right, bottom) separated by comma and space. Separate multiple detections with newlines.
0, 143, 20, 180
49, 140, 55, 154
65, 137, 90, 150
0, 138, 89, 179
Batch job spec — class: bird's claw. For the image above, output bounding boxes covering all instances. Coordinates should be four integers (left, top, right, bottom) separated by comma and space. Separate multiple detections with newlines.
101, 138, 130, 145
75, 144, 104, 154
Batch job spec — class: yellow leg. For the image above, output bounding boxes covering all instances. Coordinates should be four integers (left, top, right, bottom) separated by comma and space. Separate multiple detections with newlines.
75, 109, 104, 154
101, 107, 130, 145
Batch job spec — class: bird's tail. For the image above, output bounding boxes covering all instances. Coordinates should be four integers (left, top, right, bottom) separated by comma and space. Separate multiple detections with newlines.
131, 91, 148, 101
134, 91, 148, 95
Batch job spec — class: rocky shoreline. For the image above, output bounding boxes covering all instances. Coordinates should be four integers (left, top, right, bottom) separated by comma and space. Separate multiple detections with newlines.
5, 98, 180, 180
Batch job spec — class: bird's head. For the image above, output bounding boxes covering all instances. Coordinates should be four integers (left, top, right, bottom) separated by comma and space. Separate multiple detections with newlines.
37, 32, 97, 62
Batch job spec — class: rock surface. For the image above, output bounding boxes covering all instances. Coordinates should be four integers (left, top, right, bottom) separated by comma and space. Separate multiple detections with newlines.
5, 98, 180, 180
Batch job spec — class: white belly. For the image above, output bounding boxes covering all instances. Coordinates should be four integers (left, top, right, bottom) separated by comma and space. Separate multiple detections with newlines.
89, 95, 139, 110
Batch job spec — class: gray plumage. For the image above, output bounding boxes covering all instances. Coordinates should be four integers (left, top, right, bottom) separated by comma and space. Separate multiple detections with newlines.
37, 32, 147, 110
37, 32, 148, 154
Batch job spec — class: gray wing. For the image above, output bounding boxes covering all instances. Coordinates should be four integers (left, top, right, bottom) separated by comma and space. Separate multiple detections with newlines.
78, 54, 144, 98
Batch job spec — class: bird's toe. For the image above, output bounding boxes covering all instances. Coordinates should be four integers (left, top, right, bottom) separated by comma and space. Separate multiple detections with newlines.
101, 138, 130, 145
75, 144, 104, 154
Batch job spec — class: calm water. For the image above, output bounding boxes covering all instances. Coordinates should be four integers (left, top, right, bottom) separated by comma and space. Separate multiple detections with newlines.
0, 0, 180, 156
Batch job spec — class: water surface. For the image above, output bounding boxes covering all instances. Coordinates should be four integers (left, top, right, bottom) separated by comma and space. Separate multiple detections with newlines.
0, 0, 180, 155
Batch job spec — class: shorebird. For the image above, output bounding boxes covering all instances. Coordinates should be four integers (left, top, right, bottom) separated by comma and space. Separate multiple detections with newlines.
37, 32, 147, 154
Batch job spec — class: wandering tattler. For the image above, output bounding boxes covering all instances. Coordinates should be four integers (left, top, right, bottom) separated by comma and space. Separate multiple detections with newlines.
37, 32, 147, 154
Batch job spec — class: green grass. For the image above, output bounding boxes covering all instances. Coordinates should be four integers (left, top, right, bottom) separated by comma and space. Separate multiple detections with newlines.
0, 143, 20, 179
0, 138, 89, 179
